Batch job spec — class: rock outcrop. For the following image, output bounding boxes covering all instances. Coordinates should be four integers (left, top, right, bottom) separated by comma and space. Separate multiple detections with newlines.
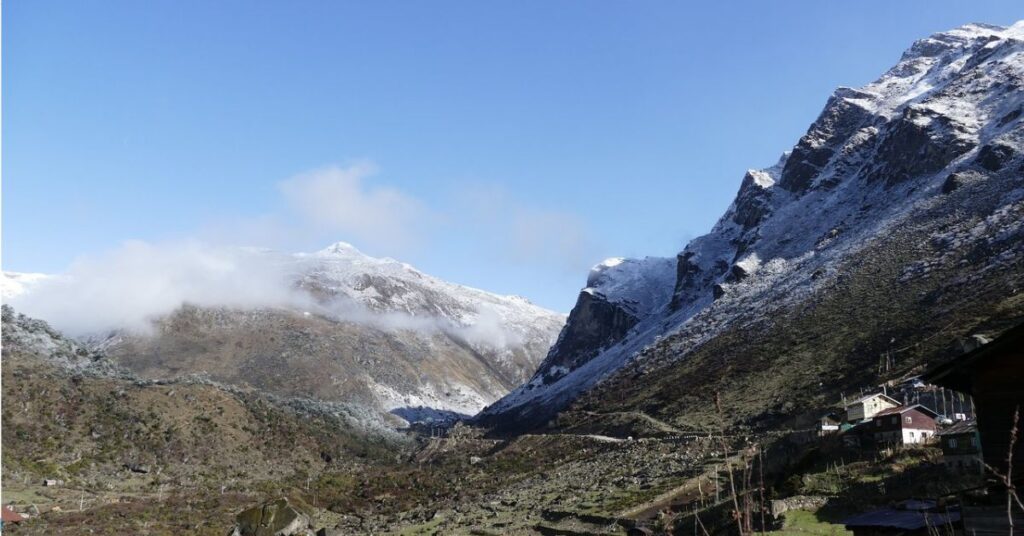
231, 498, 314, 536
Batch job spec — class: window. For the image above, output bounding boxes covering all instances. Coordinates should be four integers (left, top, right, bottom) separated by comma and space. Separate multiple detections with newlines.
910, 431, 915, 438
949, 438, 958, 448
892, 416, 898, 424
970, 436, 977, 447
905, 416, 912, 423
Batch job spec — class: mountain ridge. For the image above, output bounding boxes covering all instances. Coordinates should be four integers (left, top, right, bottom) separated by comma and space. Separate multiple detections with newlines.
4, 242, 566, 423
478, 20, 1024, 432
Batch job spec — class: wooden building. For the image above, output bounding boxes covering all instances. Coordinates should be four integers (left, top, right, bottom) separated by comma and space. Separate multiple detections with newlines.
870, 405, 938, 446
923, 322, 1024, 482
845, 392, 901, 423
937, 420, 982, 473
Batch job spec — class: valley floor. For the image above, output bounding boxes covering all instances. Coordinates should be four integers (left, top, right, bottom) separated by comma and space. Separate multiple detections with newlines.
2, 410, 982, 535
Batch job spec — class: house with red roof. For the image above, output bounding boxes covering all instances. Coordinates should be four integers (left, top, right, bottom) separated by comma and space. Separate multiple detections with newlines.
2, 505, 26, 527
870, 405, 938, 446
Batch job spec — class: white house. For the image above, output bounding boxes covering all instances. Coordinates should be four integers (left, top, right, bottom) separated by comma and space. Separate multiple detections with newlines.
871, 405, 939, 445
845, 392, 900, 423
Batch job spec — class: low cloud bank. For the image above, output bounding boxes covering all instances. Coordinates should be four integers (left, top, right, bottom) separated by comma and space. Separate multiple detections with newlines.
7, 161, 581, 343
6, 240, 524, 350
6, 241, 310, 335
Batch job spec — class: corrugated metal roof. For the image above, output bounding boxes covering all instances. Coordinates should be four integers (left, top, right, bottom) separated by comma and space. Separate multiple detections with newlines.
938, 420, 977, 435
874, 404, 939, 418
2, 506, 26, 522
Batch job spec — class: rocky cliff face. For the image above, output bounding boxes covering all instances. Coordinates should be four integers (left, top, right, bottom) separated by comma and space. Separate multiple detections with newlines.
478, 21, 1024, 432
524, 257, 675, 386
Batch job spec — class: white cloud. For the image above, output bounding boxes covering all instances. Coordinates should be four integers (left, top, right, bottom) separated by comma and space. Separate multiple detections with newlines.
279, 162, 428, 251
6, 161, 596, 335
5, 239, 527, 349
6, 240, 311, 335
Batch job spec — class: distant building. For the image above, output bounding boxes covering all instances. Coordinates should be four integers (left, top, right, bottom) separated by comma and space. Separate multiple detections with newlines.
937, 420, 982, 473
870, 405, 938, 446
2, 505, 26, 527
845, 393, 901, 423
818, 413, 842, 436
840, 421, 875, 449
791, 412, 844, 445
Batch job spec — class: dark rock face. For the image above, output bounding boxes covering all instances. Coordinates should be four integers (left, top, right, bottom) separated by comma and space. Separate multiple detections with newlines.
732, 172, 774, 229
671, 252, 733, 311
779, 89, 875, 194
726, 263, 751, 283
976, 142, 1017, 172
942, 173, 965, 194
866, 107, 975, 186
669, 252, 701, 310
535, 291, 639, 379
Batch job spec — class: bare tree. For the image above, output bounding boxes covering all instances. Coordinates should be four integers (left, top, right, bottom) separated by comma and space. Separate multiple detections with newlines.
982, 406, 1024, 536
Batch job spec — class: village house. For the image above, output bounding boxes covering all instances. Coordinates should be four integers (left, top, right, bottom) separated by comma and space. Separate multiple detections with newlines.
1, 505, 26, 529
845, 392, 900, 423
937, 420, 982, 473
870, 405, 937, 446
791, 412, 844, 444
818, 412, 842, 436
840, 421, 875, 449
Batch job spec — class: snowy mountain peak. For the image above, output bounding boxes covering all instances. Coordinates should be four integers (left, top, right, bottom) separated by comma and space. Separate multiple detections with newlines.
478, 20, 1024, 430
315, 241, 364, 257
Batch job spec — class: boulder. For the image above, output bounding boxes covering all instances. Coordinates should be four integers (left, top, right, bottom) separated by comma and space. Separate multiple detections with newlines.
124, 463, 150, 474
230, 498, 313, 536
941, 172, 964, 194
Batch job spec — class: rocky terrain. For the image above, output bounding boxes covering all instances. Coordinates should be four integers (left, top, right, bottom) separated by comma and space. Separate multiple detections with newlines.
479, 21, 1024, 434
1, 305, 413, 534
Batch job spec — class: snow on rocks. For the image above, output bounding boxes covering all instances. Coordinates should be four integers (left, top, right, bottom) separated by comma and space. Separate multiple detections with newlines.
479, 20, 1024, 430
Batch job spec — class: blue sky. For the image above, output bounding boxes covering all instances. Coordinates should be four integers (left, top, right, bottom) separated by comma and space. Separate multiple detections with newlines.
4, 1, 1022, 312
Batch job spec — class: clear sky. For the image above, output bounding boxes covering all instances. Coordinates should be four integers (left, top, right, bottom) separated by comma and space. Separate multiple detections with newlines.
4, 1, 1022, 312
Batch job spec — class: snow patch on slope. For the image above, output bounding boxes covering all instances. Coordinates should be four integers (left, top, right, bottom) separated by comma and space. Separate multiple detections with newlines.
584, 256, 677, 318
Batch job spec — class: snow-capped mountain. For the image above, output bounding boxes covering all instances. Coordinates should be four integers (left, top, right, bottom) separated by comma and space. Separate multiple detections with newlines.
479, 22, 1024, 431
8, 243, 565, 422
